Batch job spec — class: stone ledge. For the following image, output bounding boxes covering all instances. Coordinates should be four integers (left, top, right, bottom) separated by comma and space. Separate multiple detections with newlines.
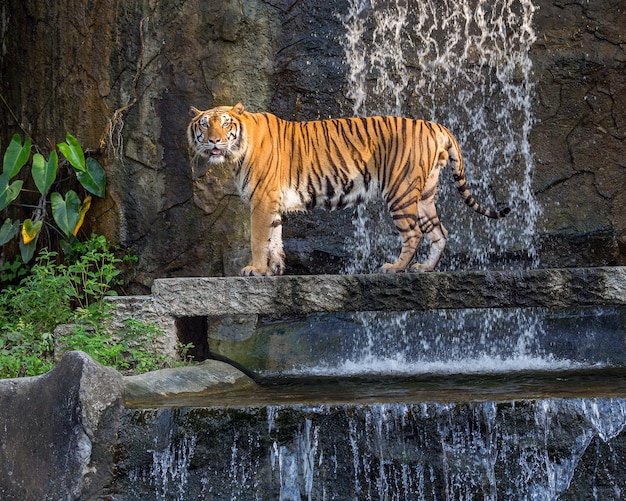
148, 267, 626, 316
103, 267, 626, 362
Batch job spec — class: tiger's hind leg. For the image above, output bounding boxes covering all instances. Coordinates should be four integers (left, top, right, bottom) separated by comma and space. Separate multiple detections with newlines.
380, 200, 422, 274
409, 195, 448, 272
409, 149, 448, 272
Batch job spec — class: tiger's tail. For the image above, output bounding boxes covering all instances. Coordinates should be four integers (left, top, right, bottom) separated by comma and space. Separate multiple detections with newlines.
445, 130, 510, 219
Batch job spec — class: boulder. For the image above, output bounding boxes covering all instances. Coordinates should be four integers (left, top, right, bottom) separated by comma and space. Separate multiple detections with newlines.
0, 351, 124, 500
123, 360, 257, 407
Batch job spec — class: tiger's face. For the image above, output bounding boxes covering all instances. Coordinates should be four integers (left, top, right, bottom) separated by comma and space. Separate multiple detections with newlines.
187, 103, 246, 164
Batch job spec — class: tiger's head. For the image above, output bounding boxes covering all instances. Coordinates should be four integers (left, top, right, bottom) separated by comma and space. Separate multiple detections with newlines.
187, 103, 246, 164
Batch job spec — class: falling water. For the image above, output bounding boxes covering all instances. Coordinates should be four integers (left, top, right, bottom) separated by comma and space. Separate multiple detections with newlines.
335, 0, 552, 375
117, 400, 626, 500
341, 0, 539, 272
242, 306, 624, 377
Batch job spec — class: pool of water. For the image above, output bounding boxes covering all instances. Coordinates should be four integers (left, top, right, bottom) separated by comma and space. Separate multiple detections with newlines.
125, 365, 626, 408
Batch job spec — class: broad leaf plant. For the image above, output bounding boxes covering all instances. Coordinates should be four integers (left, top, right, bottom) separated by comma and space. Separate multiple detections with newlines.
1, 134, 106, 262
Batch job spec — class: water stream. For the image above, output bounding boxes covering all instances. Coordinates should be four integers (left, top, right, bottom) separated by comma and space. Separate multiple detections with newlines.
335, 0, 548, 378
263, 306, 626, 377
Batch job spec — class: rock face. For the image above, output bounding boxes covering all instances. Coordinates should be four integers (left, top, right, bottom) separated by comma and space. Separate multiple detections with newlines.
0, 351, 124, 500
0, 1, 624, 289
0, 351, 259, 499
107, 399, 626, 500
530, 1, 626, 267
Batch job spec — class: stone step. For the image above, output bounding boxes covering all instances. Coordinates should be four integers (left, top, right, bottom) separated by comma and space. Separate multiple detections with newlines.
104, 267, 626, 365
147, 267, 626, 316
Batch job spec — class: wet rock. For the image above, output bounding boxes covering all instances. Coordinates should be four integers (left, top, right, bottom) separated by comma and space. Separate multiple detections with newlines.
149, 267, 626, 317
110, 399, 626, 500
0, 351, 259, 498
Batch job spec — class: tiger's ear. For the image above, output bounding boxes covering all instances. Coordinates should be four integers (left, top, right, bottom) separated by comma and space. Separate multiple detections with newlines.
232, 102, 245, 115
188, 106, 202, 118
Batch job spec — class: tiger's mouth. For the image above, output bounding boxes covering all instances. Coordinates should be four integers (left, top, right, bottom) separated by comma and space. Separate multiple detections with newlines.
210, 147, 223, 156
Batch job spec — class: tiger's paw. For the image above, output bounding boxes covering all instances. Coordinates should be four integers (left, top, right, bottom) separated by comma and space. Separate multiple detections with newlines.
379, 263, 406, 274
409, 263, 435, 273
270, 261, 285, 276
240, 266, 272, 277
269, 253, 285, 276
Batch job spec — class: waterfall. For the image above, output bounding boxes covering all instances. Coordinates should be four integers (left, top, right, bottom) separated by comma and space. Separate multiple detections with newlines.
341, 0, 539, 273
118, 399, 626, 500
267, 306, 624, 377
333, 0, 551, 377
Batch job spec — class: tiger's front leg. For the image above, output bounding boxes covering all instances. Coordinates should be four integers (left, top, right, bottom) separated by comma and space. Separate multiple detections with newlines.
241, 201, 285, 276
267, 215, 285, 275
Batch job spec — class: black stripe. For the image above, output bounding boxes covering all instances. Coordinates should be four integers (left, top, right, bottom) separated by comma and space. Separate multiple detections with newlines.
389, 195, 417, 213
354, 117, 368, 145
306, 179, 317, 209
385, 159, 413, 203
391, 213, 419, 231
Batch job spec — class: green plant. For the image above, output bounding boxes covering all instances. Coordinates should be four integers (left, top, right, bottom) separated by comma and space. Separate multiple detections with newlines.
56, 319, 194, 376
0, 252, 70, 377
0, 233, 194, 378
0, 249, 74, 334
0, 255, 28, 283
1, 133, 106, 263
0, 234, 138, 378
65, 234, 131, 319
117, 319, 195, 373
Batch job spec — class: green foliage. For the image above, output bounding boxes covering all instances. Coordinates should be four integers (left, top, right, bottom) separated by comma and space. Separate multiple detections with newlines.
0, 255, 27, 283
61, 320, 167, 375
51, 190, 81, 239
0, 234, 173, 379
58, 320, 194, 376
64, 234, 128, 317
56, 133, 86, 171
0, 218, 19, 246
0, 134, 106, 262
78, 158, 106, 197
18, 232, 38, 264
0, 133, 188, 379
0, 173, 23, 211
32, 150, 58, 196
2, 135, 31, 178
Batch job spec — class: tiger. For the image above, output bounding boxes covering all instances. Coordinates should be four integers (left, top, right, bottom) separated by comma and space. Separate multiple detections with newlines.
187, 102, 510, 277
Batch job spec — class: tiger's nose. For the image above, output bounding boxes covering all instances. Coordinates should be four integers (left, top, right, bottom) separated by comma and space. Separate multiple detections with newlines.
208, 137, 220, 144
